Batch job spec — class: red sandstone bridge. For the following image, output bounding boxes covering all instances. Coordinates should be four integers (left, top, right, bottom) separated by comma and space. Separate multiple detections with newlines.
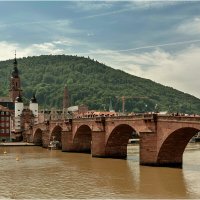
23, 113, 200, 168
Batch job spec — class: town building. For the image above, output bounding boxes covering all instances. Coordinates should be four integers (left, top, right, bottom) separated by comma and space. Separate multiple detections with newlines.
0, 53, 39, 141
0, 105, 11, 142
0, 53, 90, 142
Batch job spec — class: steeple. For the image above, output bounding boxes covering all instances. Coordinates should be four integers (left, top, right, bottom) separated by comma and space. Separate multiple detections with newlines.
30, 93, 37, 103
13, 50, 17, 66
9, 51, 22, 102
29, 93, 38, 123
12, 50, 19, 78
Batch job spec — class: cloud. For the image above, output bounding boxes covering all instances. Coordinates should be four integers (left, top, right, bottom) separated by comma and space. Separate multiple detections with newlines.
0, 19, 70, 28
80, 7, 132, 19
52, 38, 82, 46
0, 19, 80, 38
177, 17, 200, 35
127, 1, 180, 10
83, 46, 200, 98
0, 41, 65, 60
74, 1, 178, 13
73, 1, 113, 11
1, 40, 200, 99
86, 32, 94, 37
0, 41, 19, 60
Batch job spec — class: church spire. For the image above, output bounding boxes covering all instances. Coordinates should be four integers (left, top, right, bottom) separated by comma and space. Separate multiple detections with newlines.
10, 51, 22, 102
13, 50, 18, 67
12, 50, 19, 78
30, 93, 37, 103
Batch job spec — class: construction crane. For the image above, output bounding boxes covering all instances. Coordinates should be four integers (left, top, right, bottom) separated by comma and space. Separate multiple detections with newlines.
115, 96, 148, 114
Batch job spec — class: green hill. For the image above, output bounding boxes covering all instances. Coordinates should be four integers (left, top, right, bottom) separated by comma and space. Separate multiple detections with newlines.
0, 54, 200, 114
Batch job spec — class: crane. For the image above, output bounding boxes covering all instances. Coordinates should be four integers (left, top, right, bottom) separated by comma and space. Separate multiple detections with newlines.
115, 96, 148, 114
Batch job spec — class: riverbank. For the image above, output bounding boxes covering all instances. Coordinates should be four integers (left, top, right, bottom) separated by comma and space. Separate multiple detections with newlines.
0, 142, 35, 146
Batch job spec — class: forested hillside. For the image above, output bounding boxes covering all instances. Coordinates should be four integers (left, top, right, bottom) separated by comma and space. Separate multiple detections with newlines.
0, 55, 200, 114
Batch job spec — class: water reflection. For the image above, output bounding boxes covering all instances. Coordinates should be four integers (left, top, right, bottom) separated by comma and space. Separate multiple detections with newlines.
138, 166, 188, 199
0, 144, 199, 199
183, 143, 200, 199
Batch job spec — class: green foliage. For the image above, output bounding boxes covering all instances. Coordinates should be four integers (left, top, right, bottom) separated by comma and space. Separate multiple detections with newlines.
0, 54, 200, 114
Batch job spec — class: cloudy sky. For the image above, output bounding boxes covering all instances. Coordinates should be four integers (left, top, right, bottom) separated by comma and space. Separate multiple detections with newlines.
1, 1, 200, 98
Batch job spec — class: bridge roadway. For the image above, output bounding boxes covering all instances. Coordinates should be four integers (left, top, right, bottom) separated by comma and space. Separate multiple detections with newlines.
23, 113, 200, 168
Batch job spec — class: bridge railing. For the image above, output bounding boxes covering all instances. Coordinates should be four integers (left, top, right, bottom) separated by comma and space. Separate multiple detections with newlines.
72, 113, 151, 122
157, 114, 200, 122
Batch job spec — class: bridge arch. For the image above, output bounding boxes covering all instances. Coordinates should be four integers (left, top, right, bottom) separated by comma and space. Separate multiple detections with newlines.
157, 127, 199, 167
73, 125, 92, 153
105, 124, 136, 159
33, 128, 43, 146
51, 125, 63, 149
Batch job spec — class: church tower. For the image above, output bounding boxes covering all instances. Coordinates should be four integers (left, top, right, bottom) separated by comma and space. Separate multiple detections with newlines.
9, 52, 22, 102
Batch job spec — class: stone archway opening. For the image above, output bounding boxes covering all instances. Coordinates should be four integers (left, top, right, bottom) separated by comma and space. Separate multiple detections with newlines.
157, 127, 199, 168
73, 125, 92, 153
105, 124, 136, 159
33, 129, 43, 146
51, 125, 63, 149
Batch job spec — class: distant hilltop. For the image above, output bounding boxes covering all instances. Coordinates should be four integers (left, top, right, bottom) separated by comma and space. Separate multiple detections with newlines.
0, 54, 200, 114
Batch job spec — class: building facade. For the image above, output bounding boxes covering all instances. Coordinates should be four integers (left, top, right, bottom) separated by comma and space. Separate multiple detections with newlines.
0, 53, 39, 141
0, 105, 11, 142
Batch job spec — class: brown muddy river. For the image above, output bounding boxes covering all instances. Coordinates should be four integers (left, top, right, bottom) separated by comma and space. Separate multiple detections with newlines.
0, 143, 199, 199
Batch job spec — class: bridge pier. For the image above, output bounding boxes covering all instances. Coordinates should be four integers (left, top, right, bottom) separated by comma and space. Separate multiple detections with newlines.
62, 131, 76, 152
91, 131, 106, 157
42, 130, 50, 148
140, 131, 183, 168
140, 131, 158, 166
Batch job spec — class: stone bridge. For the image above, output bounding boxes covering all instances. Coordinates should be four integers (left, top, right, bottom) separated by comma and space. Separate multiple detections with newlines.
23, 114, 200, 168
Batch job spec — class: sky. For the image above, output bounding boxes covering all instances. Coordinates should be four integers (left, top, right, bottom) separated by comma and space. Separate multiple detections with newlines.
1, 1, 200, 98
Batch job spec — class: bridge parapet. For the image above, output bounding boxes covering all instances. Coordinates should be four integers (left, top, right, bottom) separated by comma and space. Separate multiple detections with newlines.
32, 123, 47, 131
157, 115, 200, 122
73, 114, 146, 122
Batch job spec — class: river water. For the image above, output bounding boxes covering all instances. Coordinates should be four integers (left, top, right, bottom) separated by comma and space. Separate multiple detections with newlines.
0, 143, 199, 199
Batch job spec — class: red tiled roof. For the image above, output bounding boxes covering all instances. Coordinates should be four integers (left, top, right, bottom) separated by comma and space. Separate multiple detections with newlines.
0, 105, 10, 112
